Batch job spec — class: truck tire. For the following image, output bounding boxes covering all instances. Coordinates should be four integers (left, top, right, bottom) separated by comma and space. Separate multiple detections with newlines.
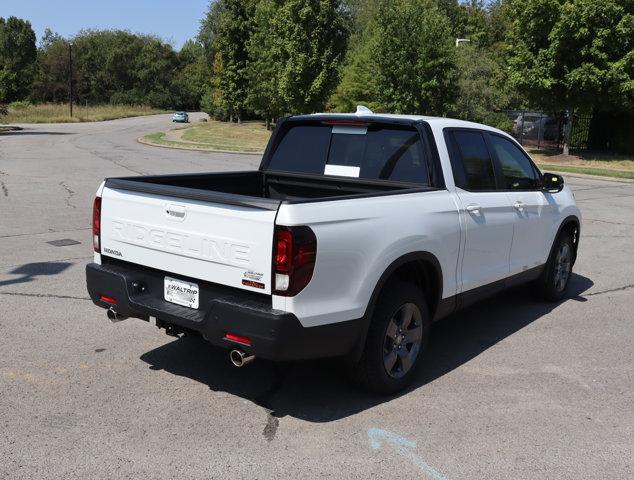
349, 282, 430, 394
535, 232, 574, 301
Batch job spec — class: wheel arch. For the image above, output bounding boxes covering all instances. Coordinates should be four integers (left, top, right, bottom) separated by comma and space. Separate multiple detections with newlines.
349, 251, 443, 362
552, 215, 581, 265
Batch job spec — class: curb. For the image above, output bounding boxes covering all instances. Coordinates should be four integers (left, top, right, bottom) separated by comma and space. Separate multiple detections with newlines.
137, 136, 264, 156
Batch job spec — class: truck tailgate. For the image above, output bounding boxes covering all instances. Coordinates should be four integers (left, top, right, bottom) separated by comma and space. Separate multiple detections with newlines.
100, 184, 279, 294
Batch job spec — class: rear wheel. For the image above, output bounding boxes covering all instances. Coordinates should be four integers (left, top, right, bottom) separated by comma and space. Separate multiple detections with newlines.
536, 232, 574, 301
349, 282, 430, 394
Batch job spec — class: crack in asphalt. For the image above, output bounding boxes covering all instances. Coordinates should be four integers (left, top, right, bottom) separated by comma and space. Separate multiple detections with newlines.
66, 129, 148, 175
572, 185, 632, 192
0, 291, 90, 301
59, 181, 76, 209
585, 284, 634, 297
584, 218, 634, 227
576, 193, 634, 202
254, 363, 291, 442
262, 413, 280, 442
0, 227, 91, 239
0, 170, 7, 197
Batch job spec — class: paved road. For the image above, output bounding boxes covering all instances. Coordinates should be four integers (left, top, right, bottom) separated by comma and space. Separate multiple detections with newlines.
1, 115, 632, 479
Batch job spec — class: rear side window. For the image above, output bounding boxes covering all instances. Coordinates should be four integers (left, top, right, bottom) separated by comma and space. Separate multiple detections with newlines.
489, 135, 541, 190
451, 131, 496, 191
267, 123, 430, 184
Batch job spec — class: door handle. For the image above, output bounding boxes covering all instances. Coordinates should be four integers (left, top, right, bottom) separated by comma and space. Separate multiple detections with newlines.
466, 204, 481, 214
513, 201, 525, 212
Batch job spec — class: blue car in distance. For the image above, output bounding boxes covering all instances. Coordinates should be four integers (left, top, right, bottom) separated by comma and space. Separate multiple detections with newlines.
172, 112, 189, 123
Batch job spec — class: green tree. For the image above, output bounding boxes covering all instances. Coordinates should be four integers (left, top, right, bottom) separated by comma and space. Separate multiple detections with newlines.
210, 0, 255, 122
371, 0, 457, 115
508, 0, 633, 113
0, 17, 37, 102
246, 0, 350, 118
454, 44, 510, 122
329, 35, 379, 112
30, 29, 199, 109
173, 40, 210, 110
30, 30, 68, 102
275, 0, 350, 113
245, 0, 284, 126
507, 0, 633, 151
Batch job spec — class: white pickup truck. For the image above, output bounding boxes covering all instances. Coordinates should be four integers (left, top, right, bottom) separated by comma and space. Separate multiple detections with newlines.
86, 108, 580, 393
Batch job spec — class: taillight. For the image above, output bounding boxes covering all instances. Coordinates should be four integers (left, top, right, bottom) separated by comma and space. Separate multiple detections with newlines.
273, 225, 316, 296
92, 196, 101, 252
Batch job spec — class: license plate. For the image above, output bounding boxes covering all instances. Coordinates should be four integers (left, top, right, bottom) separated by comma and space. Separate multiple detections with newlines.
164, 276, 199, 309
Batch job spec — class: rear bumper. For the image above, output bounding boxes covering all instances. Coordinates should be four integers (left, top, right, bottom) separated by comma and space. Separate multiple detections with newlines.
86, 261, 361, 361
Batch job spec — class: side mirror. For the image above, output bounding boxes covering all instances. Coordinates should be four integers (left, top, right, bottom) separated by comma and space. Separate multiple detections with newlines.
542, 172, 564, 192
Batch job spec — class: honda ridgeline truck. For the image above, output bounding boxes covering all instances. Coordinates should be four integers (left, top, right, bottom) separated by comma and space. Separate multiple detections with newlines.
86, 107, 581, 393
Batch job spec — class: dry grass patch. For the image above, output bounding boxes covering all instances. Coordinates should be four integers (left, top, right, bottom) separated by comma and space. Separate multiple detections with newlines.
2, 103, 167, 123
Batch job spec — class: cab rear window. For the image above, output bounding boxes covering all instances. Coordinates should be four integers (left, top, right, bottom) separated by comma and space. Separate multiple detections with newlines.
267, 123, 430, 185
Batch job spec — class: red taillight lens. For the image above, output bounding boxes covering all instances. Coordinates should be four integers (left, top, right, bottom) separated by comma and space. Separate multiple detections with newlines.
275, 229, 292, 273
92, 196, 101, 252
273, 226, 316, 297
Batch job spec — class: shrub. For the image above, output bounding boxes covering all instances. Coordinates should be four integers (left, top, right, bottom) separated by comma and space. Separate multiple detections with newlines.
9, 100, 32, 110
484, 112, 513, 133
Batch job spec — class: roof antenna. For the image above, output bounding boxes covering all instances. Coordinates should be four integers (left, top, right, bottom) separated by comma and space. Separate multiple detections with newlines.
355, 105, 373, 115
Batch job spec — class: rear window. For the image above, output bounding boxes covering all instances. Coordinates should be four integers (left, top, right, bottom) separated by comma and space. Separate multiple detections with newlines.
267, 123, 430, 184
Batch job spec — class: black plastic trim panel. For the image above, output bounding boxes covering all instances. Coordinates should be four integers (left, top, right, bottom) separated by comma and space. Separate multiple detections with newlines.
86, 261, 363, 361
105, 177, 281, 211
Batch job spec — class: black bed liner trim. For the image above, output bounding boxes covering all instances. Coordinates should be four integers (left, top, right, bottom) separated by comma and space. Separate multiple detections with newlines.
105, 174, 440, 209
105, 177, 281, 211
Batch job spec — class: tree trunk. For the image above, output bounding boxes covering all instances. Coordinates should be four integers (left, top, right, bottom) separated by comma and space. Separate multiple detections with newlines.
562, 108, 573, 156
265, 117, 271, 130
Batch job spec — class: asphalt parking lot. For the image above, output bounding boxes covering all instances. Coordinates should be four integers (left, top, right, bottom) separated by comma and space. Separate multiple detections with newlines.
1, 114, 632, 479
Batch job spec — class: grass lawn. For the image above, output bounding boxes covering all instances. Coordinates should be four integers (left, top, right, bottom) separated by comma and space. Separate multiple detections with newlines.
536, 164, 634, 180
1, 103, 168, 123
527, 147, 634, 180
144, 120, 271, 153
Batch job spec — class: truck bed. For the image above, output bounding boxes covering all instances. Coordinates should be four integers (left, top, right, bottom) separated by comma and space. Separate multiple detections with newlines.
105, 171, 428, 210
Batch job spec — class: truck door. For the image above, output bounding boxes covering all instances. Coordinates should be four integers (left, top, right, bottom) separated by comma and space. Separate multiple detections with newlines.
446, 129, 516, 293
487, 133, 555, 273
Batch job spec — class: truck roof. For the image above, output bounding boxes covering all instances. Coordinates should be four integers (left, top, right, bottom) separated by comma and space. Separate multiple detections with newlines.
292, 106, 507, 135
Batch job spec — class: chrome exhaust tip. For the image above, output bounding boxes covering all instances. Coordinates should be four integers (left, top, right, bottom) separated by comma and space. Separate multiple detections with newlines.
107, 308, 128, 323
230, 349, 255, 368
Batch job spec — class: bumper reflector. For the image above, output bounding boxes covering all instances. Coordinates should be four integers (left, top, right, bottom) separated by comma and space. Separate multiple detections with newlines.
100, 295, 118, 305
224, 332, 252, 346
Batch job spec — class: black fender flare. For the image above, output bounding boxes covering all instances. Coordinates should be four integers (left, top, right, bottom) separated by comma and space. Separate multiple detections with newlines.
549, 214, 581, 265
349, 251, 443, 362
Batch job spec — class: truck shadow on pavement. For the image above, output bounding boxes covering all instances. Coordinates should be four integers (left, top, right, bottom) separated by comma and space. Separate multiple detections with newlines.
140, 272, 593, 423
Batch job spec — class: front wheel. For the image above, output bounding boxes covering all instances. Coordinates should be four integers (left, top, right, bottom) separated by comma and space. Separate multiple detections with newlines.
348, 282, 430, 394
536, 232, 574, 301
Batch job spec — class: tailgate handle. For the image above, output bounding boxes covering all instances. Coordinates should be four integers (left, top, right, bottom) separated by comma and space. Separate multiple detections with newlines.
165, 204, 187, 221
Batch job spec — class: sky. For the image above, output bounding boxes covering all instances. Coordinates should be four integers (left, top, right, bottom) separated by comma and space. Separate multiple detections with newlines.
1, 0, 210, 50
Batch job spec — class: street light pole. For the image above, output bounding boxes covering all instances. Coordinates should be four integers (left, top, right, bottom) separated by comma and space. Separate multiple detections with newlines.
68, 42, 73, 118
